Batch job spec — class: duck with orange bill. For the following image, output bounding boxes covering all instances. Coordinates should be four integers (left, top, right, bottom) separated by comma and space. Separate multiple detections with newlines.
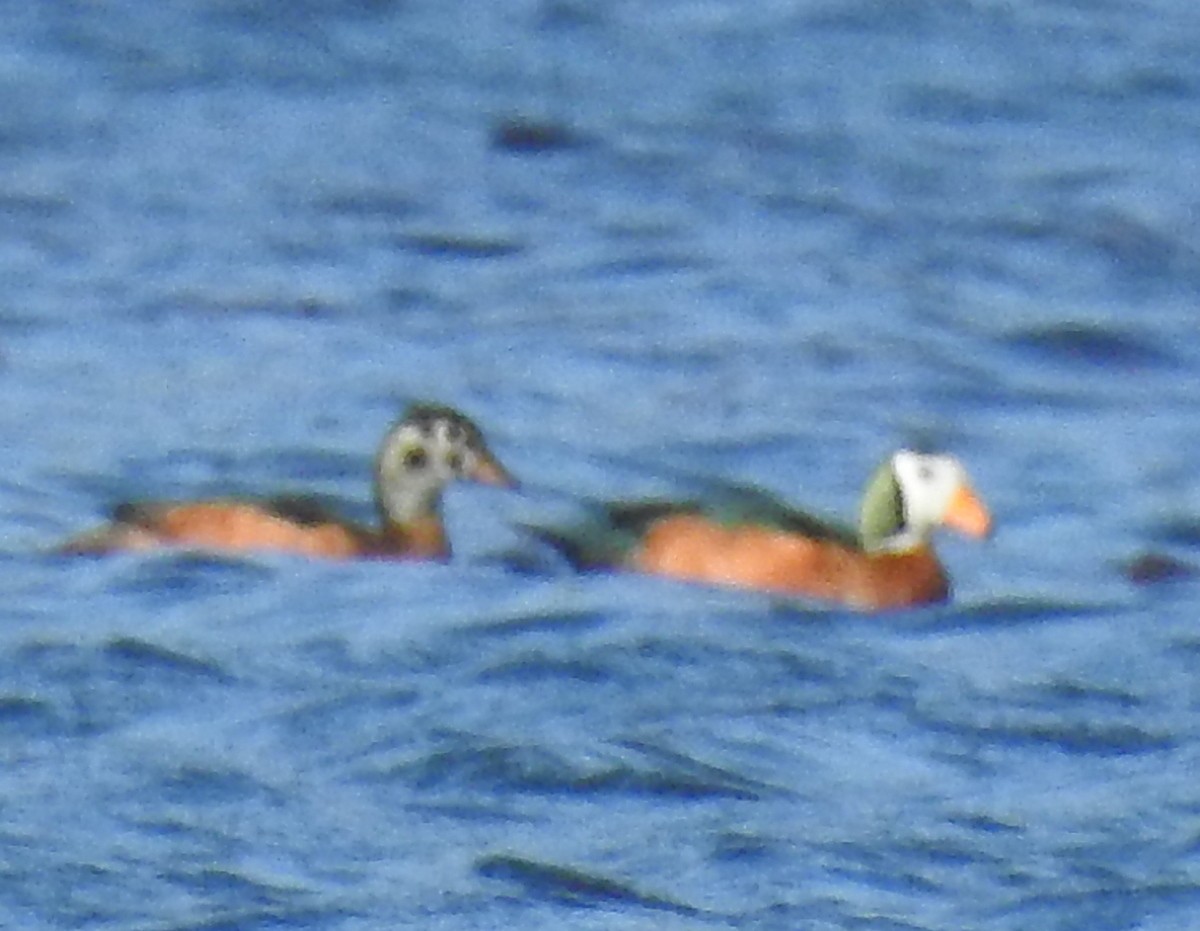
530, 450, 991, 612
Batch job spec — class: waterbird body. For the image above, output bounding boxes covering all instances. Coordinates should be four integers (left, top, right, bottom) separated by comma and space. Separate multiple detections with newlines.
59, 403, 517, 561
533, 451, 991, 611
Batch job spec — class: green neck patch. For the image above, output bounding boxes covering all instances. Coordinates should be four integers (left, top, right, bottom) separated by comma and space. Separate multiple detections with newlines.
858, 460, 905, 550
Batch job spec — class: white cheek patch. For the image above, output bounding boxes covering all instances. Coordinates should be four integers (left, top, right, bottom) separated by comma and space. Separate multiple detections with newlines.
384, 414, 483, 486
892, 451, 964, 529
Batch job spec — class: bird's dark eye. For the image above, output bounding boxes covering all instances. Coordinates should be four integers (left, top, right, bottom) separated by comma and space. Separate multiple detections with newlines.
446, 450, 464, 473
917, 463, 934, 482
403, 447, 428, 471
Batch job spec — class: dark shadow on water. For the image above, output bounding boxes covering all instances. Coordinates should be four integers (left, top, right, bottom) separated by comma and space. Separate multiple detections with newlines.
912, 692, 1177, 758
392, 231, 525, 260
367, 734, 775, 801
102, 552, 281, 600
157, 763, 285, 808
476, 650, 614, 685
708, 829, 781, 864
103, 636, 233, 683
1001, 321, 1177, 370
1144, 514, 1200, 550
4, 636, 235, 738
0, 695, 61, 737
489, 116, 590, 154
915, 596, 1125, 630
477, 853, 702, 917
465, 607, 610, 638
1122, 551, 1197, 585
310, 188, 422, 220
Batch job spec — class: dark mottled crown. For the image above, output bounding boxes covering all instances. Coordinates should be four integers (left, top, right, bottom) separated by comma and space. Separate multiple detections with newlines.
399, 402, 487, 450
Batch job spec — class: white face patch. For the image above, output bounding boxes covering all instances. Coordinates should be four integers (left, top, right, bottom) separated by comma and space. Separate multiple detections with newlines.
381, 420, 480, 486
374, 414, 488, 523
890, 451, 966, 535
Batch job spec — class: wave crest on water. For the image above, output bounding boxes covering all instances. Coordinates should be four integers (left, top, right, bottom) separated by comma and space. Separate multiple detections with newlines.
365, 734, 772, 801
477, 853, 701, 916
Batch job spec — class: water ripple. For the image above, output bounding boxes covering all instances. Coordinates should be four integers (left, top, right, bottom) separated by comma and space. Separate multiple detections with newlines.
476, 853, 702, 916
394, 232, 526, 260
5, 0, 1200, 927
373, 736, 770, 801
915, 703, 1176, 758
1002, 322, 1177, 370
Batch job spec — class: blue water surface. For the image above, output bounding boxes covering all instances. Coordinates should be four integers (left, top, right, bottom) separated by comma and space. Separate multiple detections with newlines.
3, 1, 1200, 929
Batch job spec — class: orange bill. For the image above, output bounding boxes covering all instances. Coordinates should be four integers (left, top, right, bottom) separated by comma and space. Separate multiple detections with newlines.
469, 453, 519, 489
942, 483, 992, 539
